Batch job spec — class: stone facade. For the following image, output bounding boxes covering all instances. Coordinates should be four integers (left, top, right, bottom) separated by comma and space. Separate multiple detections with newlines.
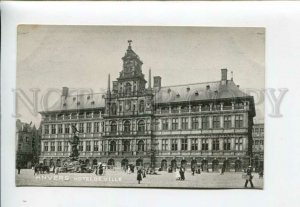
39, 41, 256, 172
16, 120, 41, 168
252, 123, 264, 172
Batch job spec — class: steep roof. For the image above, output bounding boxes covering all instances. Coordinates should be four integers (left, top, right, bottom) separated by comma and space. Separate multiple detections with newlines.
153, 80, 250, 104
40, 93, 106, 113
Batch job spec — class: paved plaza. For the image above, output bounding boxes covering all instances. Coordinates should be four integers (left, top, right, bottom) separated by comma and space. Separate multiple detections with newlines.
16, 169, 263, 189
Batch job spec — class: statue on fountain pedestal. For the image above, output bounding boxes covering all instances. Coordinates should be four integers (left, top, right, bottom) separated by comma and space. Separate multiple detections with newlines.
69, 125, 80, 161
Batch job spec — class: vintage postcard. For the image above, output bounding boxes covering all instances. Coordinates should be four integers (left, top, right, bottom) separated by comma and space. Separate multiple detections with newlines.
15, 25, 265, 189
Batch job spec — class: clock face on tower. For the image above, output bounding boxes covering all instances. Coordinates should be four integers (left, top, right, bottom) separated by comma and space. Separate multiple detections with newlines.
125, 60, 134, 73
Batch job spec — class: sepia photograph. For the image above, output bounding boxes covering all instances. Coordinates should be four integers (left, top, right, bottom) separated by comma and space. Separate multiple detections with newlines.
15, 25, 265, 189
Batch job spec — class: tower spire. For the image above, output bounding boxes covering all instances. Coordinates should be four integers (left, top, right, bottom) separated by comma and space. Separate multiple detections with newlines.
108, 73, 111, 93
148, 68, 152, 89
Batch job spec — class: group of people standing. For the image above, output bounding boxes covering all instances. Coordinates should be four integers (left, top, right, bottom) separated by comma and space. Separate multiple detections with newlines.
95, 162, 104, 175
137, 167, 146, 184
175, 167, 186, 181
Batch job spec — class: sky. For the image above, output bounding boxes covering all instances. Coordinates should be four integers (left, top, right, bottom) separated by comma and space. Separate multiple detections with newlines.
16, 25, 265, 126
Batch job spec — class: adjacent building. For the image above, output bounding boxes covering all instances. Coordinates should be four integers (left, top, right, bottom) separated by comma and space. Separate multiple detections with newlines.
16, 119, 41, 168
252, 123, 264, 172
39, 41, 256, 172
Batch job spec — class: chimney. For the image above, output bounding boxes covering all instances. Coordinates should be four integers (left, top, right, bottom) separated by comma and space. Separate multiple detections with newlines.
221, 68, 228, 85
62, 87, 69, 97
153, 76, 161, 89
221, 68, 228, 81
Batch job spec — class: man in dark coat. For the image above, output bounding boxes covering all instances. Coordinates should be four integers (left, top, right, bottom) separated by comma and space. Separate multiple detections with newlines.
244, 166, 254, 188
137, 168, 142, 184
17, 164, 21, 174
180, 167, 185, 181
191, 166, 195, 176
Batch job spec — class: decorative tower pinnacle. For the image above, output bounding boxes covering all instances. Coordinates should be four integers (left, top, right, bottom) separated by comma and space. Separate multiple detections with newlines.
148, 68, 152, 89
108, 73, 111, 93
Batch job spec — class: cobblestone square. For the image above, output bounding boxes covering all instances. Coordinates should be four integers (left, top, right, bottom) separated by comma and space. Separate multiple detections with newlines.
16, 169, 263, 189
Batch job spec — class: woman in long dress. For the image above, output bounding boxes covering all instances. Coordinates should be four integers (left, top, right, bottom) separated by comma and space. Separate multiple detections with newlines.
175, 167, 181, 180
137, 168, 142, 184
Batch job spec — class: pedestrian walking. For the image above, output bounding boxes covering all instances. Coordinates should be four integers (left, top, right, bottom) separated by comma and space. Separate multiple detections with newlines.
143, 168, 146, 178
17, 164, 21, 174
175, 167, 181, 180
137, 168, 143, 184
99, 163, 103, 175
244, 166, 254, 188
179, 167, 185, 181
191, 166, 195, 176
220, 164, 225, 175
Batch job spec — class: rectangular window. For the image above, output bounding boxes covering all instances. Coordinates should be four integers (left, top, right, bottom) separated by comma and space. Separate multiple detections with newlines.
181, 118, 188, 130
64, 142, 68, 152
191, 138, 198, 150
45, 125, 49, 134
86, 122, 91, 133
57, 141, 62, 151
191, 117, 199, 129
202, 139, 208, 150
235, 115, 244, 128
78, 141, 83, 151
260, 128, 264, 133
94, 141, 99, 151
212, 139, 220, 150
50, 142, 55, 151
18, 144, 22, 150
172, 118, 179, 130
213, 116, 220, 129
94, 122, 100, 133
58, 124, 63, 134
44, 142, 48, 151
224, 115, 232, 128
51, 124, 56, 134
235, 138, 243, 151
79, 123, 84, 133
181, 138, 188, 150
223, 138, 231, 150
162, 119, 169, 130
86, 141, 91, 151
162, 139, 168, 151
202, 116, 209, 129
154, 119, 159, 131
65, 124, 70, 134
171, 139, 178, 151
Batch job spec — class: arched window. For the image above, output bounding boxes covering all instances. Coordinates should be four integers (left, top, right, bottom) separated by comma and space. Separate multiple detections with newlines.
123, 140, 130, 152
124, 120, 131, 133
111, 121, 117, 133
137, 140, 145, 151
111, 103, 117, 115
137, 120, 145, 132
139, 100, 145, 112
125, 82, 132, 95
109, 141, 116, 152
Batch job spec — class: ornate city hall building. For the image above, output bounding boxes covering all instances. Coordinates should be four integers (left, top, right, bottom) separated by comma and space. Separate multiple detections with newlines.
39, 41, 256, 172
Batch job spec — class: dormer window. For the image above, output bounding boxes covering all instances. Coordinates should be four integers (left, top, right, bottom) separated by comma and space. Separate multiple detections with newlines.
87, 96, 90, 100
176, 93, 180, 98
206, 85, 210, 90
187, 87, 190, 92
77, 102, 80, 105
63, 103, 67, 107
73, 97, 76, 101
168, 88, 171, 93
195, 91, 199, 96
91, 101, 95, 105
102, 95, 105, 98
